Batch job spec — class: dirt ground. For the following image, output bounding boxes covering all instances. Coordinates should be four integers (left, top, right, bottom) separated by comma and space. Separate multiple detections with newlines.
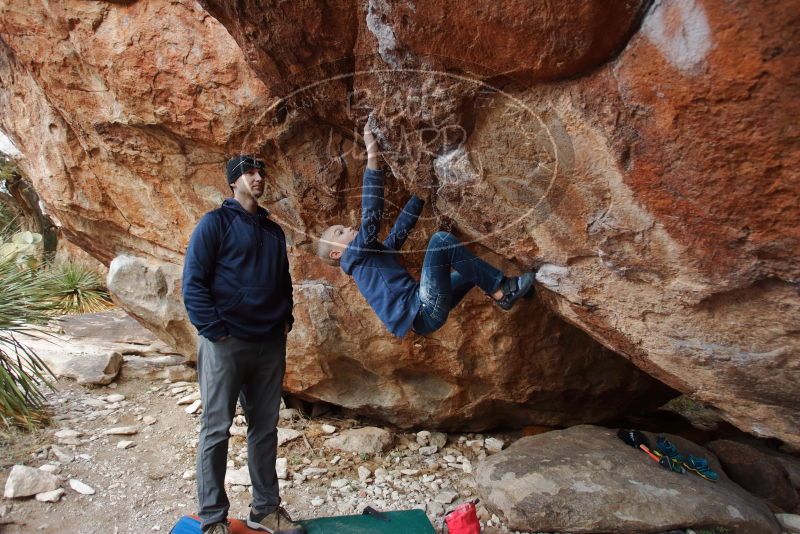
2, 375, 218, 533
0, 373, 516, 534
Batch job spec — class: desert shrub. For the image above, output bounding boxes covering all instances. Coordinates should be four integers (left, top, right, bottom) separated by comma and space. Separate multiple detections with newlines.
46, 261, 113, 314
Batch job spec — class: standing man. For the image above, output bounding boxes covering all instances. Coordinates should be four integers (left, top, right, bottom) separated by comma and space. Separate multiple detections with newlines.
182, 155, 305, 534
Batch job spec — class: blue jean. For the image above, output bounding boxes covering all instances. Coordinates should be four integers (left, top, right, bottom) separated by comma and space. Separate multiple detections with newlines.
412, 231, 504, 335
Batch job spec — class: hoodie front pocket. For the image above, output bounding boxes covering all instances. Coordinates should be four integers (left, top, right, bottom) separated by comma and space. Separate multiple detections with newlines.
238, 286, 277, 311
217, 284, 290, 331
219, 289, 245, 312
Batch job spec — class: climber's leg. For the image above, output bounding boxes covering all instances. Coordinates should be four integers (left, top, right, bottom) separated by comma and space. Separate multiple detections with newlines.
449, 271, 475, 309
412, 231, 504, 335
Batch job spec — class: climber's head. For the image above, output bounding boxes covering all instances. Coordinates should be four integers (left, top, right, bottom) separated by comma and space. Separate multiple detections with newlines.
317, 224, 357, 266
226, 155, 265, 198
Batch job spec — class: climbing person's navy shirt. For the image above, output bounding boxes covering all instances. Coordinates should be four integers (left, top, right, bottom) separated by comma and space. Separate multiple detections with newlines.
182, 198, 293, 342
340, 167, 424, 338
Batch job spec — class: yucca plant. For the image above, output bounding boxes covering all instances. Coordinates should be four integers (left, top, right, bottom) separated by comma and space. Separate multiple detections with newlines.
47, 262, 113, 314
0, 219, 111, 433
0, 256, 56, 432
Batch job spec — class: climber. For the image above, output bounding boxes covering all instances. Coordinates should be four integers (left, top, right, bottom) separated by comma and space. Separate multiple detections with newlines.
317, 122, 537, 338
182, 155, 304, 534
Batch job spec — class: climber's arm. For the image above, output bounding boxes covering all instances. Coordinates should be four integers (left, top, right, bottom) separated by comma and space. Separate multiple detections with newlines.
383, 195, 424, 251
278, 226, 294, 334
182, 214, 228, 341
365, 121, 380, 171
353, 123, 384, 249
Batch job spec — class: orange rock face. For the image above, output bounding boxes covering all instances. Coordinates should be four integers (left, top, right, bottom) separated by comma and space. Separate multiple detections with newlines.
1, 0, 797, 441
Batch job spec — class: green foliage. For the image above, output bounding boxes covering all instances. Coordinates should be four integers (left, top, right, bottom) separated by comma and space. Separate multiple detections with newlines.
0, 256, 56, 433
0, 216, 111, 433
1, 230, 112, 314
46, 262, 113, 314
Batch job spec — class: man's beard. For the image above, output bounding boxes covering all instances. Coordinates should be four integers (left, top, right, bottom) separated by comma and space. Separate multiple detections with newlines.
240, 178, 264, 199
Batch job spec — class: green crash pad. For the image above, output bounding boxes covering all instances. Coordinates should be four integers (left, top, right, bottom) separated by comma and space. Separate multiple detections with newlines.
299, 509, 436, 533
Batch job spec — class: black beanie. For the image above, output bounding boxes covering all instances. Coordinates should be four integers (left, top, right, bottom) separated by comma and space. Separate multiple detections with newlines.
226, 155, 265, 184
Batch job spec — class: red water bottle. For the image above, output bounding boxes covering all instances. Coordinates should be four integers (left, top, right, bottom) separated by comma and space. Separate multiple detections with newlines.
444, 499, 481, 534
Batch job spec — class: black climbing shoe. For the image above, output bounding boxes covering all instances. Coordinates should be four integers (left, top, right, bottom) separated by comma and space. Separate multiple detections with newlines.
495, 272, 536, 311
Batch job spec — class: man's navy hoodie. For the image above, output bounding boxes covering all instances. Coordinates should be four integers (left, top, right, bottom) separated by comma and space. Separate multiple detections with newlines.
340, 167, 423, 338
182, 198, 293, 342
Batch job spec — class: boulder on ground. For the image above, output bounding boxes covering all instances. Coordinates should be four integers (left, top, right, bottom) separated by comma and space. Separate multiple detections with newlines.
706, 439, 799, 512
475, 425, 781, 534
772, 455, 800, 493
324, 427, 394, 454
107, 255, 198, 357
3, 465, 60, 499
52, 351, 122, 385
2, 0, 798, 443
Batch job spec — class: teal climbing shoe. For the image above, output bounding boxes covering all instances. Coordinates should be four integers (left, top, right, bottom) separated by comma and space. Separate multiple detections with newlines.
657, 436, 717, 482
682, 455, 719, 482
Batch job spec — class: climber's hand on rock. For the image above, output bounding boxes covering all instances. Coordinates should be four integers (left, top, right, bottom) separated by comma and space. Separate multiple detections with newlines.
364, 123, 380, 169
363, 123, 379, 156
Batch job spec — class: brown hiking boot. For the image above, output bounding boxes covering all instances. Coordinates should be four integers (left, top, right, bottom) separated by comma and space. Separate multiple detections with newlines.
246, 506, 305, 534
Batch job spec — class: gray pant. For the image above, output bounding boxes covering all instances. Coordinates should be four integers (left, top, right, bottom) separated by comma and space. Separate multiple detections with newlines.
196, 333, 286, 529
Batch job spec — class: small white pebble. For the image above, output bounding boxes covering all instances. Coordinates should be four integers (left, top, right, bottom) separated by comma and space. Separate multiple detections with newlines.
69, 479, 95, 495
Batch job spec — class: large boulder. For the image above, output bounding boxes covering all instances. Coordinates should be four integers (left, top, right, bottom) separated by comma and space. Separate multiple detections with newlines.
475, 425, 781, 534
0, 0, 673, 431
199, 0, 800, 444
0, 0, 797, 440
106, 248, 673, 430
107, 255, 196, 358
772, 455, 800, 494
706, 439, 799, 513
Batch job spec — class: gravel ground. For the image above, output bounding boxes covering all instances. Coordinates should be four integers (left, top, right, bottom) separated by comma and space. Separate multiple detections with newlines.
0, 374, 523, 533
